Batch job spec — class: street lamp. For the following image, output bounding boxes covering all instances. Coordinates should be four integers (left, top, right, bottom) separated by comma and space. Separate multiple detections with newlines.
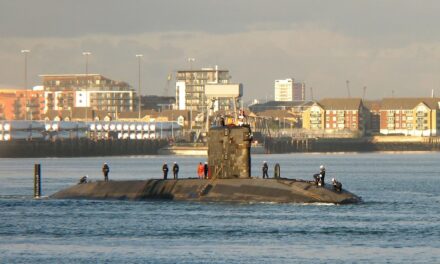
136, 54, 143, 119
82, 51, 91, 121
21, 49, 30, 120
187, 58, 196, 131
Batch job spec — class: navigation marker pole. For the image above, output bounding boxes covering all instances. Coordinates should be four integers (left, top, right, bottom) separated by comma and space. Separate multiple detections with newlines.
34, 164, 41, 198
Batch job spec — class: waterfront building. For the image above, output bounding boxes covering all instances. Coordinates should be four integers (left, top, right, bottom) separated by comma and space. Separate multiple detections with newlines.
175, 67, 231, 112
43, 107, 111, 121
302, 98, 367, 136
248, 100, 313, 113
141, 95, 175, 111
274, 79, 306, 102
363, 100, 382, 135
40, 74, 135, 119
0, 89, 44, 120
380, 98, 440, 136
118, 109, 190, 127
293, 82, 306, 101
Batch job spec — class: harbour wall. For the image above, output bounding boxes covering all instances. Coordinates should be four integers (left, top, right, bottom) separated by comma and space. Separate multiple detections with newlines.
264, 136, 440, 153
0, 138, 168, 158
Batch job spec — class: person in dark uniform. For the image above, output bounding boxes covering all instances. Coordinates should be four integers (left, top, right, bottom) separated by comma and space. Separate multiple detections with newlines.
162, 162, 169, 179
78, 175, 88, 184
319, 165, 325, 185
313, 165, 325, 186
262, 161, 269, 179
332, 178, 342, 192
203, 162, 209, 179
172, 162, 179, 179
102, 163, 110, 182
220, 115, 225, 126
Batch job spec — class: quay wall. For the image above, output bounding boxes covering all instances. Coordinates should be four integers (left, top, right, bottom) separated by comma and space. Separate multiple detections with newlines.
264, 137, 440, 153
0, 138, 168, 158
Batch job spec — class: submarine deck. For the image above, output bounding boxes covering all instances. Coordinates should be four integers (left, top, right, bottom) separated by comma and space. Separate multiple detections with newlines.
51, 178, 361, 204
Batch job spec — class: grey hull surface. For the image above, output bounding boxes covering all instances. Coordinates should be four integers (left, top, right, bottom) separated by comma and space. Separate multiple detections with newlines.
51, 178, 361, 204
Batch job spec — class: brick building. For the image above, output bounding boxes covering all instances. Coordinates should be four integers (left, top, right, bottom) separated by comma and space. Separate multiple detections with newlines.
302, 98, 367, 135
380, 98, 440, 136
0, 89, 44, 120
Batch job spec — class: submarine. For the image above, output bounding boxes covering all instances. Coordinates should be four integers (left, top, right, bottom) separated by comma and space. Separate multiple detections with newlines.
52, 124, 361, 204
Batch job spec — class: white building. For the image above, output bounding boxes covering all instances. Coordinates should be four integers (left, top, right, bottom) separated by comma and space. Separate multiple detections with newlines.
175, 67, 230, 111
40, 74, 135, 117
274, 78, 306, 102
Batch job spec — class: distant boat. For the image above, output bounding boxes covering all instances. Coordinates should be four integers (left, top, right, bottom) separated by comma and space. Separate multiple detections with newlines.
158, 143, 208, 156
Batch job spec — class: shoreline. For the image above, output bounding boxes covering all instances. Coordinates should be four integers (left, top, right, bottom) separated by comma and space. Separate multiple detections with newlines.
1, 136, 440, 158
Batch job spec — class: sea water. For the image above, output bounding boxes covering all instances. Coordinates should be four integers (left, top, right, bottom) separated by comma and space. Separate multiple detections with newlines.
0, 152, 439, 263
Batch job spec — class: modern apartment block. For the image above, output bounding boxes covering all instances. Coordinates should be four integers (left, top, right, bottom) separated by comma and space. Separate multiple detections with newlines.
274, 79, 306, 102
175, 67, 230, 112
302, 98, 367, 135
0, 89, 44, 120
41, 74, 135, 119
293, 81, 306, 101
380, 98, 440, 136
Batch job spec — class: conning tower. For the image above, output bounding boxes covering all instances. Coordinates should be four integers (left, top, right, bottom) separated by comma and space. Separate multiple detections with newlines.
207, 125, 252, 179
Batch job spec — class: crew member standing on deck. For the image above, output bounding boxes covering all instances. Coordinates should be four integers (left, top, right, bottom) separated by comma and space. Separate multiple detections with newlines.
332, 178, 342, 192
172, 162, 179, 179
197, 162, 204, 179
162, 162, 169, 179
313, 165, 326, 186
203, 162, 209, 179
262, 161, 269, 179
102, 163, 110, 182
319, 165, 326, 185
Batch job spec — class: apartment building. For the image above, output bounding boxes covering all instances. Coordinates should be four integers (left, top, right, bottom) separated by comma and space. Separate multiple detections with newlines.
363, 100, 382, 134
302, 98, 366, 135
0, 89, 44, 120
176, 67, 230, 112
293, 82, 306, 101
41, 74, 135, 119
274, 79, 306, 102
380, 98, 440, 136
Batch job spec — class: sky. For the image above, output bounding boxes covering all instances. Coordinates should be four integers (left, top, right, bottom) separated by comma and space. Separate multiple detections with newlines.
1, 0, 440, 101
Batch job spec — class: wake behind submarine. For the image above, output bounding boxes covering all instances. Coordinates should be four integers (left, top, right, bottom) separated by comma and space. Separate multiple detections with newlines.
51, 125, 361, 204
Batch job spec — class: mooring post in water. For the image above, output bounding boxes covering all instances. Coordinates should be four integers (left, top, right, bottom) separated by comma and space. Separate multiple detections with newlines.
274, 163, 281, 178
34, 163, 41, 198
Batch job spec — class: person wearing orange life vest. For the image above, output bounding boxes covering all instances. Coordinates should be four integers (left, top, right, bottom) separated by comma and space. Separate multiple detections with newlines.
197, 162, 204, 179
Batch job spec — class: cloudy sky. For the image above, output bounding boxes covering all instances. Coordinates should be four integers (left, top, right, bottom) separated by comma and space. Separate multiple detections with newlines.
1, 0, 440, 101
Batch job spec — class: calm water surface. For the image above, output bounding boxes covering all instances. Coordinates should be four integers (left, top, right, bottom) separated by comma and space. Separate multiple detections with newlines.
0, 152, 439, 263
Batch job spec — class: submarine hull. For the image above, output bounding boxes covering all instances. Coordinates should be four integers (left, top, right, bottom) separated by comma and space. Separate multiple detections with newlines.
51, 178, 361, 204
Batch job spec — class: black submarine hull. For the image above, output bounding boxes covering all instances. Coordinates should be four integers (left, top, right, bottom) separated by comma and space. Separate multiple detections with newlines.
50, 178, 361, 204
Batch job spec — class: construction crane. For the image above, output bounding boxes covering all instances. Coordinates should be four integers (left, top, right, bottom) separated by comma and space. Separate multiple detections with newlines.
310, 86, 314, 101
346, 80, 351, 98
